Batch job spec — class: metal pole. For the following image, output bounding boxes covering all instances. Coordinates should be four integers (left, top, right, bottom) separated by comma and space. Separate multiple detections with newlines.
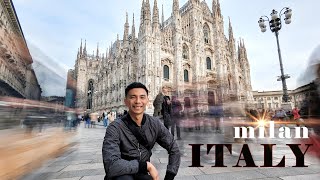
274, 31, 289, 102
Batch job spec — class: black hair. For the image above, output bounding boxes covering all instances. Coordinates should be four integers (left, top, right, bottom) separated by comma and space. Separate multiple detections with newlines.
125, 82, 149, 97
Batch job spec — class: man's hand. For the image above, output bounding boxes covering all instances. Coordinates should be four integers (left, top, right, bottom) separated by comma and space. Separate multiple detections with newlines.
147, 162, 159, 180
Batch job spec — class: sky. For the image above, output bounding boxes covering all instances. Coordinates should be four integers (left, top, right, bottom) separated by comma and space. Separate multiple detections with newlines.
12, 0, 320, 96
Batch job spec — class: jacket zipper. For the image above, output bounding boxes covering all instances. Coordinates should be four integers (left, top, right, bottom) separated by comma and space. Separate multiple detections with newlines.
138, 143, 141, 161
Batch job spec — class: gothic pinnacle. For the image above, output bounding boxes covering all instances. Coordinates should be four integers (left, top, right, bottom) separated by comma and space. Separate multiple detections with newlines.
80, 39, 83, 56
161, 4, 164, 27
173, 0, 179, 15
152, 0, 159, 28
228, 17, 234, 41
123, 11, 129, 41
96, 43, 99, 58
145, 0, 151, 22
126, 11, 128, 23
83, 39, 87, 56
140, 0, 145, 24
132, 13, 136, 38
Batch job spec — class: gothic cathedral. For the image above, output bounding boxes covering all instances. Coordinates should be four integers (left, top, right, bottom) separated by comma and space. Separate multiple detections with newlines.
72, 0, 253, 114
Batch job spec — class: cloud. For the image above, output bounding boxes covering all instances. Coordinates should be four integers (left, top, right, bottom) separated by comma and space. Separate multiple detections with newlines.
12, 0, 320, 93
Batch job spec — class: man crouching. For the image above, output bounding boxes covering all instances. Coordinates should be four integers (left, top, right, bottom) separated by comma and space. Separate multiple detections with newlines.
102, 82, 180, 180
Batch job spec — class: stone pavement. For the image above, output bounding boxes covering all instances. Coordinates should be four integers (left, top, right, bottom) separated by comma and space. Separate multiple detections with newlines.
21, 120, 320, 180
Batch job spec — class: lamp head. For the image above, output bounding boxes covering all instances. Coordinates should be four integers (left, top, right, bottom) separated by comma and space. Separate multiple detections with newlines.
284, 8, 292, 19
271, 9, 278, 20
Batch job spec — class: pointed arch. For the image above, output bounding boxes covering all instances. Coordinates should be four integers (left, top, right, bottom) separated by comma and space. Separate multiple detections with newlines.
203, 23, 210, 44
182, 43, 189, 59
163, 65, 169, 80
206, 57, 212, 70
184, 69, 189, 82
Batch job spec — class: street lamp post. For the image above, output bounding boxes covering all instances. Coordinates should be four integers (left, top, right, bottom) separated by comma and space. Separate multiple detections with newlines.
258, 7, 293, 102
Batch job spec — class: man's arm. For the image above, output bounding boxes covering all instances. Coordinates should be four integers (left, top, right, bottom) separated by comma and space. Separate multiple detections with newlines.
156, 120, 181, 180
102, 124, 146, 178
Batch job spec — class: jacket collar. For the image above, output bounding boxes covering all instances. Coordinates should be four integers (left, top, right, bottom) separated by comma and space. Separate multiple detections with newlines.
124, 113, 146, 127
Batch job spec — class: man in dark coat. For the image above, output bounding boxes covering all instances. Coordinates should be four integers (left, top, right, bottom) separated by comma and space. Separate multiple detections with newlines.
102, 82, 180, 180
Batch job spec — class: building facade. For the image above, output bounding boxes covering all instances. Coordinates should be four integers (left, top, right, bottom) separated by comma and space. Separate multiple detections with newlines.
73, 0, 253, 114
0, 0, 41, 100
252, 81, 319, 114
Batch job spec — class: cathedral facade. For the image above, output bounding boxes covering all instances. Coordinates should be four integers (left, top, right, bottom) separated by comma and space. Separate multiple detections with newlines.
73, 0, 253, 114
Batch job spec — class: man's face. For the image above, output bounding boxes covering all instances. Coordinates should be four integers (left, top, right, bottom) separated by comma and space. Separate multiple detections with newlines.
124, 88, 149, 115
162, 87, 168, 94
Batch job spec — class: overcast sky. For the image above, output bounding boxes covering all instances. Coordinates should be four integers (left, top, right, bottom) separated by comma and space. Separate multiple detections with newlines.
13, 0, 320, 95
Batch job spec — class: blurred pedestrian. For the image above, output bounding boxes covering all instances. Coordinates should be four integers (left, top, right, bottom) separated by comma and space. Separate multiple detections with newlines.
84, 113, 90, 128
103, 112, 108, 127
162, 95, 171, 130
292, 106, 303, 126
184, 96, 192, 131
171, 96, 182, 140
153, 87, 166, 117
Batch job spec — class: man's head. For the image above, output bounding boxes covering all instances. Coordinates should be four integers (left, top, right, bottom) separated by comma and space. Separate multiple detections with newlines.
162, 86, 168, 95
124, 82, 149, 116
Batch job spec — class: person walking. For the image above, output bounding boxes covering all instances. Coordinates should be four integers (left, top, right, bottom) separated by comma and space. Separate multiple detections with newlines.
153, 87, 166, 117
103, 112, 108, 127
292, 106, 302, 126
84, 113, 91, 128
162, 95, 172, 130
171, 96, 182, 140
183, 96, 192, 131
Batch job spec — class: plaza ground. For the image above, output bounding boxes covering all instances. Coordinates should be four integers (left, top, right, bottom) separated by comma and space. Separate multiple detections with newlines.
20, 119, 320, 180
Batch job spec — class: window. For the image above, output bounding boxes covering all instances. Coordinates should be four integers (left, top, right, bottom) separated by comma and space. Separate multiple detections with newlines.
163, 65, 169, 80
203, 24, 210, 44
184, 69, 189, 82
206, 57, 212, 70
274, 97, 278, 100
267, 97, 271, 100
182, 44, 188, 59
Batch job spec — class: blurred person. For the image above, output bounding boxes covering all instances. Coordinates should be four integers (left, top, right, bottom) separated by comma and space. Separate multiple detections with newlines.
23, 114, 34, 134
102, 82, 180, 180
171, 96, 182, 140
108, 112, 115, 124
292, 106, 303, 126
84, 113, 91, 128
192, 97, 201, 130
153, 87, 166, 117
275, 108, 287, 122
183, 96, 192, 131
299, 45, 320, 158
212, 102, 223, 133
103, 112, 108, 127
161, 93, 171, 130
65, 111, 73, 130
249, 108, 259, 122
90, 112, 98, 128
